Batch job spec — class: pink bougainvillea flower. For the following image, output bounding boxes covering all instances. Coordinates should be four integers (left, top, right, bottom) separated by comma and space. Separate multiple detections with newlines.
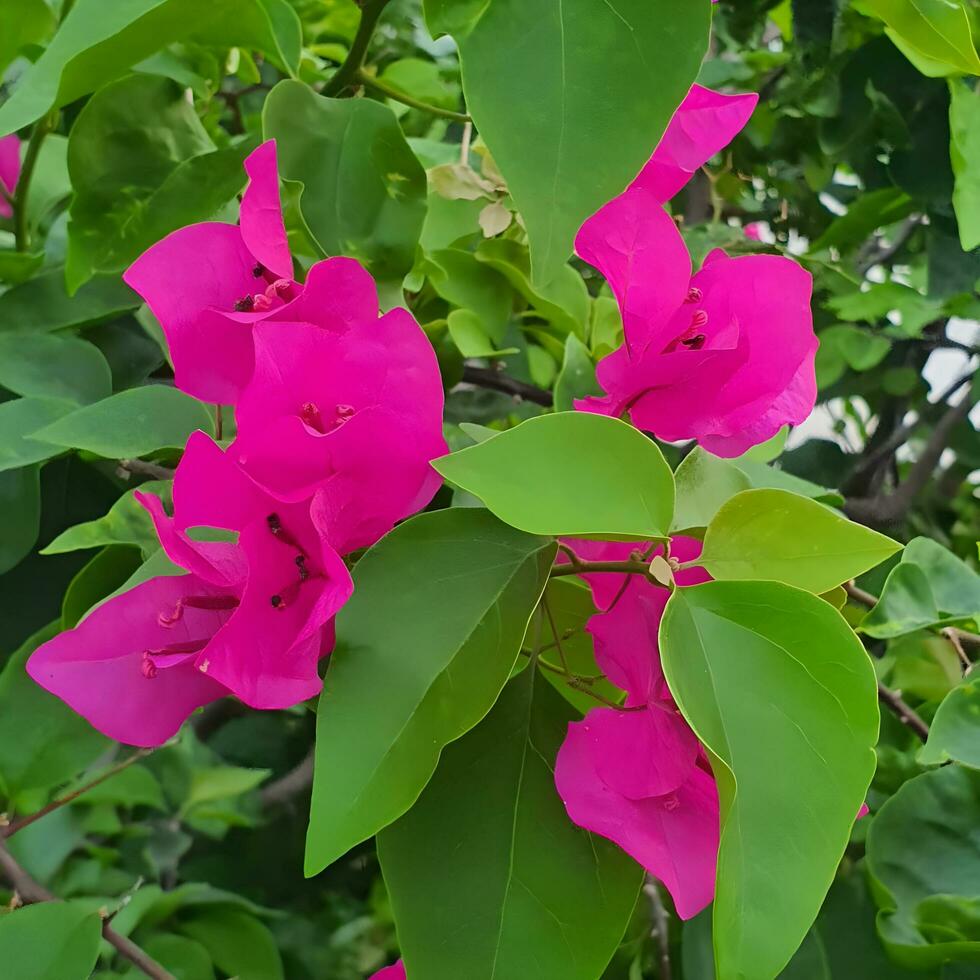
575, 189, 816, 457
229, 264, 447, 552
632, 84, 757, 204
123, 140, 295, 404
0, 134, 19, 220
27, 431, 352, 746
554, 537, 720, 919
370, 962, 406, 980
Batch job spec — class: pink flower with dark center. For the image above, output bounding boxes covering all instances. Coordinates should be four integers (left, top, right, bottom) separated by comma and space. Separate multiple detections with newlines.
123, 140, 296, 404
575, 189, 817, 457
632, 83, 757, 205
554, 537, 720, 920
0, 134, 19, 220
26, 431, 352, 746
228, 258, 448, 554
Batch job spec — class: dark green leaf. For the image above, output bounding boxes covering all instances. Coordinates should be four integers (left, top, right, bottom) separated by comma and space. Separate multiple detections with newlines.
61, 544, 143, 628
305, 508, 555, 875
140, 934, 215, 980
809, 187, 914, 253
0, 0, 55, 76
949, 79, 980, 252
178, 908, 284, 980
0, 333, 112, 405
0, 397, 75, 472
661, 581, 879, 980
918, 676, 980, 768
379, 669, 642, 979
0, 466, 40, 575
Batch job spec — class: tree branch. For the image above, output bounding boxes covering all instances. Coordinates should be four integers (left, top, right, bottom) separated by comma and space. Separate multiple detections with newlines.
644, 879, 673, 980
117, 459, 176, 481
856, 214, 923, 276
460, 365, 553, 406
323, 0, 392, 97
877, 682, 930, 741
258, 749, 315, 807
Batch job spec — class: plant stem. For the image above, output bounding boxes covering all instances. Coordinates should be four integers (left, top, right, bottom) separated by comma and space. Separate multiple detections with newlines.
943, 627, 973, 672
13, 113, 55, 252
323, 0, 392, 97
552, 559, 657, 581
356, 69, 471, 122
4, 749, 153, 838
877, 682, 929, 741
645, 879, 672, 980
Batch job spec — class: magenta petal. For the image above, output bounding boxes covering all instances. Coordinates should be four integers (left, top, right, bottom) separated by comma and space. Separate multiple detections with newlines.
26, 575, 229, 746
0, 134, 20, 220
370, 963, 406, 980
575, 187, 691, 352
555, 718, 719, 919
584, 705, 699, 799
633, 84, 758, 203
267, 257, 379, 333
123, 223, 262, 403
240, 140, 292, 281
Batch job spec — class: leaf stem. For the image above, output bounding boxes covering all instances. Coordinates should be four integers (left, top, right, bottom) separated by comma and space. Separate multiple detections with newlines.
13, 112, 55, 252
877, 682, 929, 742
355, 69, 471, 122
323, 0, 393, 97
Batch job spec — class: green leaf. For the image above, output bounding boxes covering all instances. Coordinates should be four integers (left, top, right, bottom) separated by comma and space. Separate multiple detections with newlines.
0, 397, 75, 472
43, 481, 171, 557
65, 73, 252, 290
949, 80, 980, 253
0, 466, 40, 575
862, 537, 980, 639
809, 187, 914, 254
858, 0, 980, 75
140, 934, 215, 980
433, 412, 675, 539
178, 908, 284, 980
180, 766, 271, 818
867, 765, 980, 967
0, 333, 112, 405
553, 334, 600, 413
379, 669, 642, 979
446, 309, 517, 358
31, 385, 213, 458
918, 676, 980, 768
263, 79, 427, 281
815, 325, 892, 388
0, 269, 138, 335
426, 247, 512, 342
424, 0, 711, 285
61, 544, 144, 628
698, 489, 900, 593
0, 901, 101, 980
660, 581, 879, 980
305, 508, 554, 876
672, 448, 751, 533
0, 623, 109, 801
68, 762, 165, 809
0, 0, 302, 137
826, 282, 941, 339
733, 459, 843, 507
0, 0, 55, 76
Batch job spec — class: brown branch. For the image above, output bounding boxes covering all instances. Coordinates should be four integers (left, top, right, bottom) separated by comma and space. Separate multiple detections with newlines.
844, 581, 877, 608
258, 750, 314, 807
943, 628, 973, 672
460, 365, 553, 407
878, 682, 930, 741
0, 840, 175, 980
856, 214, 923, 276
117, 459, 176, 481
644, 879, 672, 980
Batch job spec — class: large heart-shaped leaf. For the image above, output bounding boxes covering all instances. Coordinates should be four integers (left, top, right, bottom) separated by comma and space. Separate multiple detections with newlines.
424, 0, 711, 285
263, 79, 427, 281
378, 669, 642, 979
660, 580, 879, 980
433, 412, 675, 539
305, 508, 555, 876
699, 488, 900, 593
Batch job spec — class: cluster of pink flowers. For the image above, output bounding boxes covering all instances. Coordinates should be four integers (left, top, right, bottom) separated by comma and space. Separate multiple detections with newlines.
27, 142, 447, 747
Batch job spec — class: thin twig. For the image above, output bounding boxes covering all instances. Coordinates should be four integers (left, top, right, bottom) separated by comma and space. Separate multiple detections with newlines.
118, 459, 176, 481
551, 559, 658, 582
4, 749, 153, 838
943, 628, 973, 672
878, 682, 930, 741
856, 214, 923, 276
541, 591, 569, 674
13, 113, 55, 251
258, 750, 315, 807
459, 365, 553, 406
644, 879, 672, 980
323, 0, 392, 97
356, 69, 471, 122
460, 120, 473, 166
844, 581, 877, 609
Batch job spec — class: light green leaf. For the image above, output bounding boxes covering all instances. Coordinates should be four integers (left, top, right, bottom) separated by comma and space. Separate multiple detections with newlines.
867, 765, 980, 967
699, 489, 900, 593
447, 309, 517, 358
949, 79, 980, 253
858, 0, 980, 75
808, 187, 914, 254
0, 622, 109, 801
378, 670, 642, 980
918, 676, 980, 768
140, 934, 215, 980
0, 333, 112, 405
68, 762, 165, 809
180, 766, 271, 817
0, 0, 55, 76
862, 537, 980, 638
733, 459, 843, 507
66, 73, 252, 290
0, 0, 302, 137
0, 901, 101, 980
424, 0, 711, 285
43, 481, 171, 557
434, 412, 674, 539
672, 447, 751, 533
263, 79, 427, 281
0, 466, 40, 575
32, 385, 213, 458
0, 397, 75, 472
305, 508, 554, 876
826, 281, 942, 339
661, 581, 879, 980
178, 908, 284, 980
553, 334, 600, 413
426, 247, 512, 342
